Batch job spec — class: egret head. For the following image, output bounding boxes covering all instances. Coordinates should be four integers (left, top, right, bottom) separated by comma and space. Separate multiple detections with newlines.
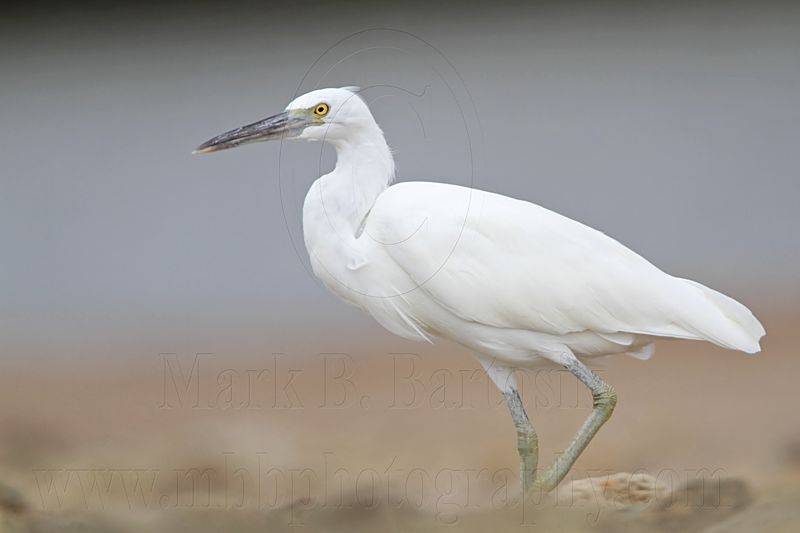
193, 87, 374, 154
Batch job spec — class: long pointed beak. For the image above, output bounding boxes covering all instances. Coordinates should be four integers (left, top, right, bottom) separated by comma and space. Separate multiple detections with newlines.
193, 110, 310, 154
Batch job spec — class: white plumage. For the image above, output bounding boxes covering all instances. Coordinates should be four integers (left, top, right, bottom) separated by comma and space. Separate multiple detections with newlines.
294, 89, 764, 372
196, 86, 765, 493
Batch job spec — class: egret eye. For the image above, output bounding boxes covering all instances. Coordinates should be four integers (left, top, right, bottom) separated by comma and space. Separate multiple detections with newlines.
313, 103, 330, 117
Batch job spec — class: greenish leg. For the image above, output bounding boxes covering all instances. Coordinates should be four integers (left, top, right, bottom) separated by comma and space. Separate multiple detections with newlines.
532, 357, 617, 494
501, 387, 539, 494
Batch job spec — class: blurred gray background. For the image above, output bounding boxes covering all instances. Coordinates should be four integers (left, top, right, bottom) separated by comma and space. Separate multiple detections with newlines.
1, 0, 798, 358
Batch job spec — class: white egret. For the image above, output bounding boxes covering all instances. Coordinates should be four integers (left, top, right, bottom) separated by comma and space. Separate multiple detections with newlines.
194, 87, 765, 496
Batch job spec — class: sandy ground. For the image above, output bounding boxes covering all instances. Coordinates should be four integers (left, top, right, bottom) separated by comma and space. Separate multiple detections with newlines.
1, 311, 798, 531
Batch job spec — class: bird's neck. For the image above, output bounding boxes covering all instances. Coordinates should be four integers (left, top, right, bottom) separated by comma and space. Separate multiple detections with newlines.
311, 126, 395, 236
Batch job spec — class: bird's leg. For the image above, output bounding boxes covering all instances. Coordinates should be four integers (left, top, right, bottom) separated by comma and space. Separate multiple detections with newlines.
482, 359, 540, 496
533, 357, 617, 493
501, 386, 539, 494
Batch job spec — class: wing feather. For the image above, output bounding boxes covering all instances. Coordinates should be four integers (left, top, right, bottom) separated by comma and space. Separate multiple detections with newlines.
366, 182, 763, 352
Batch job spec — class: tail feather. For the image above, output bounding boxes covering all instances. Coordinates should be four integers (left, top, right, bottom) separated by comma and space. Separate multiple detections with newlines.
677, 278, 765, 354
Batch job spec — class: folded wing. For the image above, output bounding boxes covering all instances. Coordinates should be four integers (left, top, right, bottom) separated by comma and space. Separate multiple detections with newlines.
367, 182, 764, 353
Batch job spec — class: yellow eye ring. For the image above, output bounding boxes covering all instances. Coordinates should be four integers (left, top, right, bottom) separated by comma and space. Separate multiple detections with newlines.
313, 103, 330, 117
